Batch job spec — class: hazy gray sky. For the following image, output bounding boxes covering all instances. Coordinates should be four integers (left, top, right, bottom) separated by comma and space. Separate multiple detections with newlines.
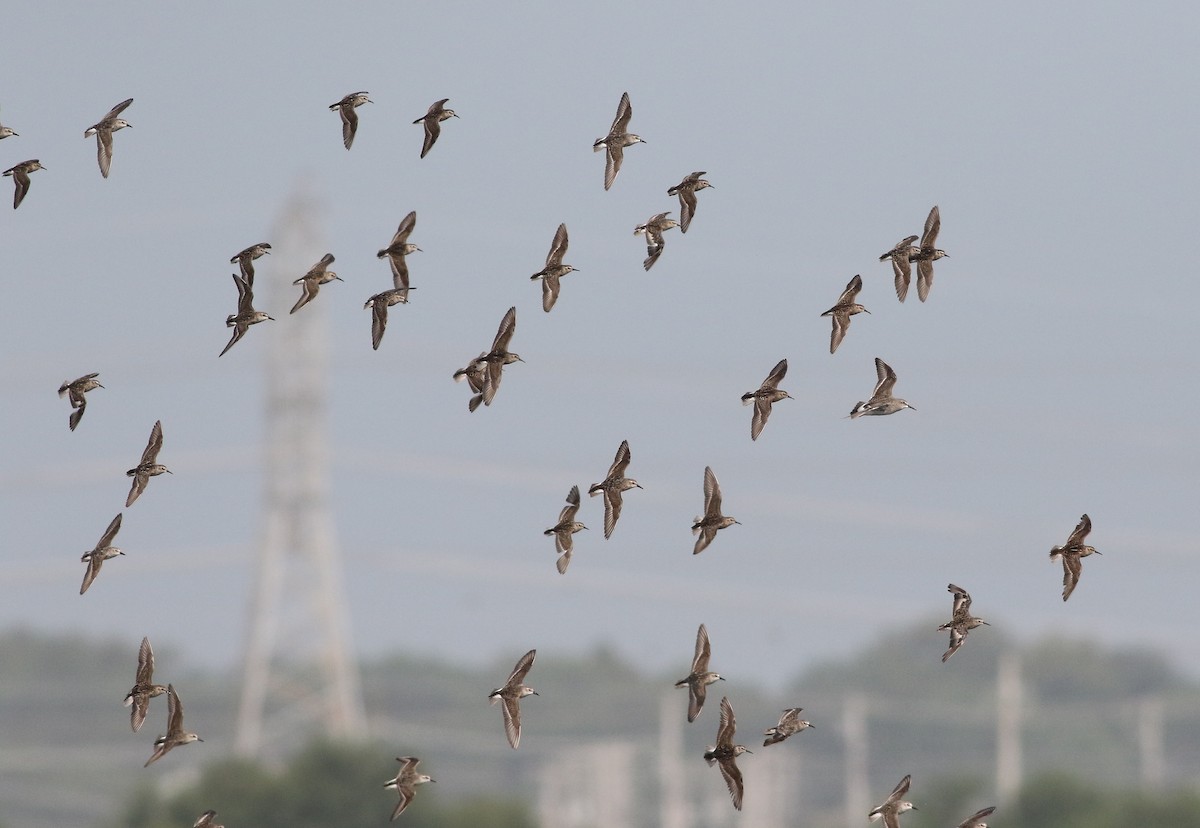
3, 0, 1198, 690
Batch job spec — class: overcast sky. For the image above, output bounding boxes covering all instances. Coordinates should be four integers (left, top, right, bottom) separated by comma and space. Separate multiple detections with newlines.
3, 1, 1198, 692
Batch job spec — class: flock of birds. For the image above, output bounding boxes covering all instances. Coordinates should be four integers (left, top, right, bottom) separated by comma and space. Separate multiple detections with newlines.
8, 87, 1109, 828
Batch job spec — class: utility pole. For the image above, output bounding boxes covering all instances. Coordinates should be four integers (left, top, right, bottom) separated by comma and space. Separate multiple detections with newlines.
1137, 695, 1165, 791
234, 189, 365, 757
659, 691, 691, 828
995, 650, 1023, 800
842, 692, 869, 828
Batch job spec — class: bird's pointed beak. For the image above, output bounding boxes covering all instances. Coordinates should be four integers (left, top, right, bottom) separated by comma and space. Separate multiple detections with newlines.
531, 690, 540, 695
97, 383, 106, 388
267, 315, 276, 321
164, 469, 174, 474
335, 275, 344, 281
863, 309, 872, 314
197, 737, 205, 742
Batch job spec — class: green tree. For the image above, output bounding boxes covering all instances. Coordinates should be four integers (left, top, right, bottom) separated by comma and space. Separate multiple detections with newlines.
107, 738, 535, 828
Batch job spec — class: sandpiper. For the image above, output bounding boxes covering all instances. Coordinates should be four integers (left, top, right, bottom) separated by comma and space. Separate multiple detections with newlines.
124, 636, 168, 732
668, 171, 713, 233
849, 357, 915, 418
742, 358, 792, 441
220, 273, 274, 357
455, 306, 520, 411
193, 811, 224, 828
451, 351, 489, 411
911, 205, 948, 302
366, 215, 419, 351
291, 253, 342, 314
634, 211, 679, 271
3, 159, 45, 209
594, 92, 644, 190
330, 91, 371, 150
144, 683, 203, 767
489, 649, 538, 749
955, 806, 996, 828
704, 696, 751, 811
58, 373, 103, 432
84, 98, 133, 178
938, 583, 990, 662
530, 223, 578, 312
763, 708, 814, 746
378, 211, 421, 289
80, 513, 124, 595
1050, 513, 1101, 601
125, 420, 171, 507
231, 242, 271, 284
0, 106, 17, 139
821, 274, 870, 354
414, 98, 457, 158
588, 439, 642, 539
545, 485, 587, 574
675, 623, 723, 722
692, 466, 740, 555
879, 235, 919, 303
384, 756, 435, 820
870, 774, 917, 828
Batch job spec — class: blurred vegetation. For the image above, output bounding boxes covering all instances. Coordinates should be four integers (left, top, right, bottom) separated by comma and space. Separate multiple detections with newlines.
106, 738, 534, 828
1004, 772, 1200, 828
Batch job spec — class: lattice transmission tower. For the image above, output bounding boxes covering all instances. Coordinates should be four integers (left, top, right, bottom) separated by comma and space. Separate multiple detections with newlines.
234, 189, 365, 757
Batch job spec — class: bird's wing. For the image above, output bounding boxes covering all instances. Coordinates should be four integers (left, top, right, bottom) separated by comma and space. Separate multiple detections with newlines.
142, 420, 164, 464
678, 188, 697, 233
97, 512, 123, 548
751, 397, 772, 441
921, 205, 941, 247
101, 98, 134, 121
609, 440, 632, 478
838, 274, 864, 304
604, 143, 623, 190
492, 306, 517, 351
97, 130, 114, 178
611, 92, 632, 133
693, 623, 711, 673
715, 696, 737, 746
1067, 513, 1093, 545
419, 118, 440, 158
508, 649, 536, 685
703, 466, 722, 516
718, 757, 744, 811
603, 488, 623, 539
546, 223, 568, 266
762, 358, 788, 389
340, 105, 358, 149
541, 274, 559, 313
393, 211, 417, 244
501, 696, 523, 749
